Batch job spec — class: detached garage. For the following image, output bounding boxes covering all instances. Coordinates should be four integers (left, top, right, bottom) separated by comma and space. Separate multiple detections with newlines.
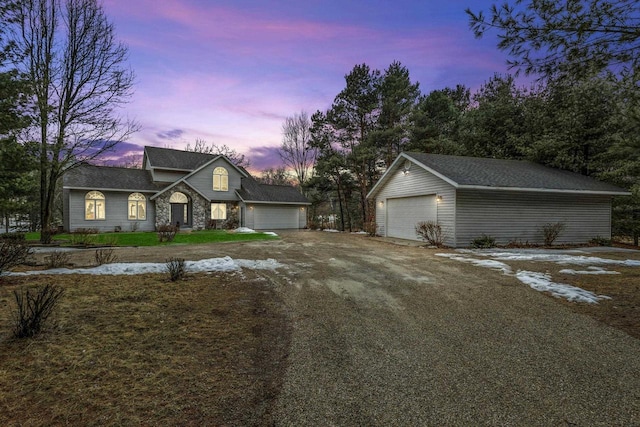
367, 152, 630, 247
237, 178, 309, 230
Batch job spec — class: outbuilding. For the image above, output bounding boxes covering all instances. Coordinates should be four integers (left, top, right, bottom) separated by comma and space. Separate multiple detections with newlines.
367, 152, 630, 247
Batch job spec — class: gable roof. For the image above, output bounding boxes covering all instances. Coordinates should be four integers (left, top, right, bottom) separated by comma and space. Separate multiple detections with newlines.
368, 152, 630, 198
236, 177, 310, 204
63, 164, 162, 192
144, 146, 216, 170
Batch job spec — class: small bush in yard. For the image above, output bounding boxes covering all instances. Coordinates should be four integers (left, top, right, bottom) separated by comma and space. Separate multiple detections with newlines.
0, 240, 33, 274
166, 257, 186, 281
590, 236, 612, 246
46, 250, 70, 269
0, 232, 25, 241
542, 222, 566, 245
471, 234, 496, 248
95, 248, 118, 265
157, 224, 178, 242
13, 284, 64, 338
69, 228, 98, 246
415, 221, 446, 247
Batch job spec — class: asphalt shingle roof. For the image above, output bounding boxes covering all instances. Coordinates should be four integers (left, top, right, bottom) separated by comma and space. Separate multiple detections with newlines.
63, 164, 162, 192
403, 152, 629, 194
237, 177, 310, 204
144, 146, 215, 170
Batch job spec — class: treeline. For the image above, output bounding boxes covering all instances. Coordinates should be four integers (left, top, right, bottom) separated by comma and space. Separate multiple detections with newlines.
303, 62, 639, 241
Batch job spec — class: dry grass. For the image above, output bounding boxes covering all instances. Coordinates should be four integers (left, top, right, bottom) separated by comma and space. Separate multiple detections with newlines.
0, 272, 291, 426
555, 265, 640, 339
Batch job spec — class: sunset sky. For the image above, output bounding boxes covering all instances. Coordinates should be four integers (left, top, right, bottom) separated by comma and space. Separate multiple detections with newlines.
100, 0, 515, 172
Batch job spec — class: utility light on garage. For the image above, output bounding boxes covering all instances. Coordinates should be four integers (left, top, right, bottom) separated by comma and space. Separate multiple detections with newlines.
300, 207, 305, 211
379, 200, 384, 207
436, 195, 443, 202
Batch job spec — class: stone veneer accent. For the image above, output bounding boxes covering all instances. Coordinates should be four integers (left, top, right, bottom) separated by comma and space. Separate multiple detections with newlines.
154, 183, 209, 230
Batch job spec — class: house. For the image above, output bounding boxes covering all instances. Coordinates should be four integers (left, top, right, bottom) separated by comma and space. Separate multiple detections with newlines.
62, 146, 310, 232
367, 152, 630, 247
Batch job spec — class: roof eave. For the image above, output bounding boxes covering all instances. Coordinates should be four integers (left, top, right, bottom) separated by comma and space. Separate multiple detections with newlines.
242, 200, 312, 205
457, 184, 631, 196
63, 185, 158, 193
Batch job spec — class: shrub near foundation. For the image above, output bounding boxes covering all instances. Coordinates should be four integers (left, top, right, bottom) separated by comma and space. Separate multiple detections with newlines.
415, 221, 446, 247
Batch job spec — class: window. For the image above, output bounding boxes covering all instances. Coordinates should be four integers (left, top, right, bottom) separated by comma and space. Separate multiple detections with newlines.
128, 193, 146, 220
169, 192, 189, 204
213, 167, 228, 191
85, 191, 105, 220
211, 203, 227, 220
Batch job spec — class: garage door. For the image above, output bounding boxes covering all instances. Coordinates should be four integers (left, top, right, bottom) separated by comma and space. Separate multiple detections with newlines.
253, 205, 300, 229
387, 195, 437, 240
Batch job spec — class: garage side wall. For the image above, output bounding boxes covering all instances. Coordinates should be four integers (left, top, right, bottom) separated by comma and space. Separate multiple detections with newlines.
374, 167, 456, 245
455, 190, 612, 246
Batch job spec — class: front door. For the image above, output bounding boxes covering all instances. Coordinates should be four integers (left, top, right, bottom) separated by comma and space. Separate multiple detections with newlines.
171, 203, 189, 228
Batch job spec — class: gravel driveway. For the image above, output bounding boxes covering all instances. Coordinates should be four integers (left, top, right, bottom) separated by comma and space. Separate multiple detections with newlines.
73, 230, 640, 425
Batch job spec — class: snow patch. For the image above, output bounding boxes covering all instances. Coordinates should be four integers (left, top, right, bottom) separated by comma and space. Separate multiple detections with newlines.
436, 253, 512, 275
233, 227, 257, 233
323, 229, 340, 233
7, 256, 285, 276
559, 267, 620, 275
263, 231, 278, 236
463, 249, 640, 267
516, 271, 611, 304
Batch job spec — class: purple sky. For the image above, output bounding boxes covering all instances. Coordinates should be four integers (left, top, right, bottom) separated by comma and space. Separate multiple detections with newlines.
101, 0, 513, 172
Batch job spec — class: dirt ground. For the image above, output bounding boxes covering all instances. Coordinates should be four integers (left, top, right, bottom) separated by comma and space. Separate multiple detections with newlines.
18, 231, 640, 425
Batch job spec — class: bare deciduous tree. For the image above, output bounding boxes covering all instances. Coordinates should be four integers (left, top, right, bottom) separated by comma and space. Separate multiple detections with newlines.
7, 0, 138, 243
280, 111, 316, 188
257, 167, 293, 186
185, 138, 251, 169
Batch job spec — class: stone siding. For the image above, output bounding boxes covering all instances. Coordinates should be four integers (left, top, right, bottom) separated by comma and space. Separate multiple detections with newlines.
155, 183, 209, 230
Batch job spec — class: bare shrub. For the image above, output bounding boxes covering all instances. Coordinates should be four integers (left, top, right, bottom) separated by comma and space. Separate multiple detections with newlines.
13, 284, 64, 338
157, 224, 178, 242
363, 221, 377, 236
0, 240, 33, 274
542, 222, 566, 246
166, 257, 186, 281
46, 251, 70, 269
415, 221, 446, 247
95, 248, 118, 265
129, 221, 139, 232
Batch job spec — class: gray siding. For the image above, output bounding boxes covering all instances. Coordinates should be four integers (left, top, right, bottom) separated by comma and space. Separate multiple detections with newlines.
456, 190, 612, 246
185, 158, 242, 202
374, 166, 457, 246
67, 190, 156, 232
153, 169, 187, 183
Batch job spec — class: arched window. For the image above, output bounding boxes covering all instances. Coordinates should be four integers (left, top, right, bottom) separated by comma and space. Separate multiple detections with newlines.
85, 191, 105, 220
169, 192, 189, 204
213, 167, 228, 191
128, 193, 146, 220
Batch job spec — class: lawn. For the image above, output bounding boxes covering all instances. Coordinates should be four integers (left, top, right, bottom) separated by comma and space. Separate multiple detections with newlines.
25, 229, 279, 247
0, 271, 291, 426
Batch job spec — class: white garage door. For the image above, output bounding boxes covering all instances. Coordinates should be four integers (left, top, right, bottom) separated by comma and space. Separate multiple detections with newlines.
254, 205, 299, 229
387, 195, 437, 240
